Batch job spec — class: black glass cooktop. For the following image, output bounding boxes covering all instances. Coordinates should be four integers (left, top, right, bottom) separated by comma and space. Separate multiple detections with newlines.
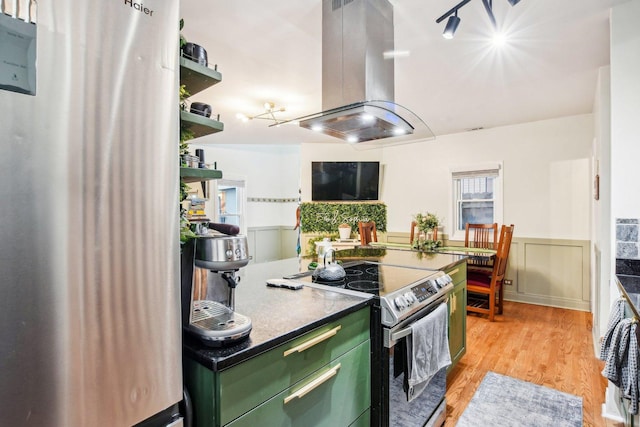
289, 261, 437, 297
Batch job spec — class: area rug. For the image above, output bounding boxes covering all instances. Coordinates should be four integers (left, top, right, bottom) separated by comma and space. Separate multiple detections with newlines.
456, 372, 583, 427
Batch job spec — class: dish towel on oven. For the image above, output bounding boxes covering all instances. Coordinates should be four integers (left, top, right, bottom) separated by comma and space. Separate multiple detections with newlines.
601, 317, 640, 414
404, 302, 451, 402
600, 297, 626, 361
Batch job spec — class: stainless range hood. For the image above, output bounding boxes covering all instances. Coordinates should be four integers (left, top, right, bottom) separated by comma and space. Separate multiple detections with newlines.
285, 0, 434, 148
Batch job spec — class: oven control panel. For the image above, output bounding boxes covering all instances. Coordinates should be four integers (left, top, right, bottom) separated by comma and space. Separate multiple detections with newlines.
381, 272, 453, 326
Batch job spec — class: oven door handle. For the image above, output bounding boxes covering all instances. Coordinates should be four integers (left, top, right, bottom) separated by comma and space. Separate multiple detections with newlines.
384, 296, 449, 348
391, 325, 413, 342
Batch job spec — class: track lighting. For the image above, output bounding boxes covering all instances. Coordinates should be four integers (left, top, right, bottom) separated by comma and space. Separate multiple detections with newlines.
443, 10, 461, 39
436, 0, 523, 39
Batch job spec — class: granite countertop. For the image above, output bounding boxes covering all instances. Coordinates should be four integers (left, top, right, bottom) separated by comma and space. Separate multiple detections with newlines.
183, 258, 373, 372
616, 258, 640, 314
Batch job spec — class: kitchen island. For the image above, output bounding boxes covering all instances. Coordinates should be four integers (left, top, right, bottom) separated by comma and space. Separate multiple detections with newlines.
183, 257, 374, 427
183, 248, 468, 427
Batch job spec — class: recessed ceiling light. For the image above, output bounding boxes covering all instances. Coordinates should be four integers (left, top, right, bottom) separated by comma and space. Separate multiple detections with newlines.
311, 125, 323, 132
393, 128, 406, 135
362, 114, 375, 122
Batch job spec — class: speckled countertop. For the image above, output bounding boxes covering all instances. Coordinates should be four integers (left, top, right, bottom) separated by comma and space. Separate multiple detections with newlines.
616, 258, 640, 312
183, 257, 373, 372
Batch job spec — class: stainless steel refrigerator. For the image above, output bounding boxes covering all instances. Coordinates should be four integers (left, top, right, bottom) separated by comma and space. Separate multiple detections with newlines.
0, 1, 183, 426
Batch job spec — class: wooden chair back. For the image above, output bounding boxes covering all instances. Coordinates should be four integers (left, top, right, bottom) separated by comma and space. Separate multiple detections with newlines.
410, 221, 438, 244
493, 224, 515, 282
358, 221, 378, 245
465, 223, 498, 249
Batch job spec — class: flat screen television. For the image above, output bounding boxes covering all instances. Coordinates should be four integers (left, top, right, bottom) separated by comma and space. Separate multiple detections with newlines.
311, 161, 380, 201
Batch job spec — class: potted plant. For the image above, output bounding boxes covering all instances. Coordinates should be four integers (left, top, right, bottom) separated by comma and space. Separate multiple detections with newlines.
338, 223, 352, 240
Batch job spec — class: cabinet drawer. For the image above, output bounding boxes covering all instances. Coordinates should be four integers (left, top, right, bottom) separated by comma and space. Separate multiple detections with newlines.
219, 307, 370, 425
446, 262, 466, 285
226, 340, 371, 427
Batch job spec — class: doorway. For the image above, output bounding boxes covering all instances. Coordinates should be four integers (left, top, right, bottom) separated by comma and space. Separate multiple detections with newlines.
212, 179, 246, 234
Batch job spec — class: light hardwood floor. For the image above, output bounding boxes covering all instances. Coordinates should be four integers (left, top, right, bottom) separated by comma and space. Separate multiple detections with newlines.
445, 301, 616, 427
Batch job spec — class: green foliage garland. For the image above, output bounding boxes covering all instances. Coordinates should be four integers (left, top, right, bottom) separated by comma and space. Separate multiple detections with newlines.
300, 202, 387, 233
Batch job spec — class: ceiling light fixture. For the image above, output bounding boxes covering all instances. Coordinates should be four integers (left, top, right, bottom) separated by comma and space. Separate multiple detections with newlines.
236, 102, 288, 126
442, 10, 461, 39
436, 0, 523, 39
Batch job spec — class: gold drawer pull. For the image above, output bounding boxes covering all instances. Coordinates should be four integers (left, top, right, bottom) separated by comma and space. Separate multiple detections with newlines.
449, 268, 460, 275
283, 363, 341, 404
283, 325, 342, 357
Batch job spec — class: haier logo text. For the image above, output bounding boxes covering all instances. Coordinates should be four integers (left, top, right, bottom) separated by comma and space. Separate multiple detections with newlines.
123, 0, 154, 17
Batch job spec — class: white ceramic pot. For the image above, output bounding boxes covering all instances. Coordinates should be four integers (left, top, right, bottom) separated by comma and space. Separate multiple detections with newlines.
338, 226, 351, 240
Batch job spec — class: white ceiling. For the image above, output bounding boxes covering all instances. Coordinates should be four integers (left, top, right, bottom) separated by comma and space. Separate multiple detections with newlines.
180, 0, 624, 146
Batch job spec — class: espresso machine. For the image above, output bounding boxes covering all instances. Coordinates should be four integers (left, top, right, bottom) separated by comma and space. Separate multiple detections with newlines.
181, 223, 253, 347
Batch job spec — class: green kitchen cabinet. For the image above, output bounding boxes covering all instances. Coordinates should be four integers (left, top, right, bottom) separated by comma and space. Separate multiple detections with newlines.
184, 307, 371, 427
446, 262, 467, 370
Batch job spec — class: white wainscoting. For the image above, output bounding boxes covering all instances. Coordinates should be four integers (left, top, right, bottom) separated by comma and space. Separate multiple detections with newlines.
247, 226, 299, 264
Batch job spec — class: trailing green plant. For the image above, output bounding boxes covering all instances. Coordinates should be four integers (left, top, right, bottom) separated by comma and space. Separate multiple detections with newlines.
300, 203, 387, 233
178, 28, 196, 244
179, 19, 187, 48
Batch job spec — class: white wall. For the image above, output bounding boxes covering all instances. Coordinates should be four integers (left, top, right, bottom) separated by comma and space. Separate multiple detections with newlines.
592, 66, 612, 346
193, 144, 300, 227
611, 0, 640, 218
298, 116, 593, 241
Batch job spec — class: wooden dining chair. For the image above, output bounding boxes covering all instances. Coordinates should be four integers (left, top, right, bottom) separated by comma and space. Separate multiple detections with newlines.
358, 221, 378, 245
410, 221, 438, 245
465, 223, 498, 249
466, 224, 515, 321
464, 223, 498, 273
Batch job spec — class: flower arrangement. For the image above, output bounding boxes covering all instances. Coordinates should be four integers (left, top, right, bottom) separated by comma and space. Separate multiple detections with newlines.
412, 212, 442, 251
414, 212, 440, 232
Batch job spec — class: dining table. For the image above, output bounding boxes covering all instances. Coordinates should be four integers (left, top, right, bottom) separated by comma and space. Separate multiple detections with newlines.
368, 242, 496, 257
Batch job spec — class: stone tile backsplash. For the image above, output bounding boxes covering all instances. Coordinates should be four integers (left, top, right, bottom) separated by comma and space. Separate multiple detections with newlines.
617, 218, 640, 259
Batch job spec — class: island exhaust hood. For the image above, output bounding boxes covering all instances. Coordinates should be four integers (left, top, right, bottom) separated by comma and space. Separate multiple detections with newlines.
284, 0, 434, 148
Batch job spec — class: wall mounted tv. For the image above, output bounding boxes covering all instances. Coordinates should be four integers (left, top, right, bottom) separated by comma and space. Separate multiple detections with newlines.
311, 161, 380, 201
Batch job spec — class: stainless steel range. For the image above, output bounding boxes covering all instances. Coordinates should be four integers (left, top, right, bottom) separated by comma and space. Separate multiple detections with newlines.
284, 260, 454, 427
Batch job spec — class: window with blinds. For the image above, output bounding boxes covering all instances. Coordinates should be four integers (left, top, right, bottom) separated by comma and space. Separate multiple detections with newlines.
452, 167, 501, 232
